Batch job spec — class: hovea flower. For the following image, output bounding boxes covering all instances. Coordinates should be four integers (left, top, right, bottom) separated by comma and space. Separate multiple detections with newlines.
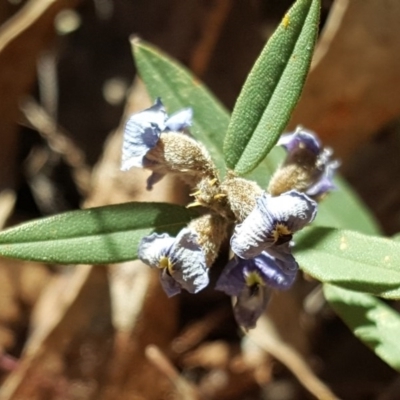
121, 98, 192, 172
231, 190, 317, 259
278, 127, 321, 155
138, 228, 208, 297
307, 148, 339, 197
278, 127, 340, 198
216, 252, 298, 329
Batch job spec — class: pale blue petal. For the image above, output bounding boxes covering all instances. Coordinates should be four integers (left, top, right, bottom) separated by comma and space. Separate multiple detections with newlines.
165, 108, 193, 131
279, 128, 340, 198
307, 158, 340, 197
138, 233, 174, 267
231, 191, 317, 259
216, 257, 270, 329
230, 194, 276, 259
215, 257, 245, 296
234, 285, 270, 329
278, 127, 321, 155
138, 228, 208, 296
121, 99, 167, 171
159, 270, 182, 297
216, 252, 298, 328
216, 251, 297, 296
168, 228, 209, 293
266, 243, 298, 274
252, 252, 297, 290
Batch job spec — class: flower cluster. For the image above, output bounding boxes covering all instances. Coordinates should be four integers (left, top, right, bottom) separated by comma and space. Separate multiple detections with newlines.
121, 100, 338, 329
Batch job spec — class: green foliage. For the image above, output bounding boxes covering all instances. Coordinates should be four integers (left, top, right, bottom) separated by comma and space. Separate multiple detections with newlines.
223, 0, 320, 174
295, 227, 400, 298
0, 0, 396, 372
0, 203, 197, 264
132, 39, 229, 173
314, 177, 380, 235
324, 284, 400, 372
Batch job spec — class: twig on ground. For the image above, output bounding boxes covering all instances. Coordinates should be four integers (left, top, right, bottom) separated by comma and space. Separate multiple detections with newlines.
190, 0, 232, 77
21, 97, 91, 196
146, 345, 201, 400
246, 315, 340, 400
171, 306, 230, 354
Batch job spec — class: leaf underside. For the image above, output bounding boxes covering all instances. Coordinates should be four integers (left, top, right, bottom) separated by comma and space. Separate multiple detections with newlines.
324, 284, 400, 372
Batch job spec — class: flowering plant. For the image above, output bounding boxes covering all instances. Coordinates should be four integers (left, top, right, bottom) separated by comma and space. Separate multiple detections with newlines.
0, 0, 399, 374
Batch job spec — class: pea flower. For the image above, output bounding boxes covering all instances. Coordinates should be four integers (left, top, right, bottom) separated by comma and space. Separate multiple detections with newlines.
121, 98, 192, 172
269, 127, 340, 197
306, 148, 339, 197
121, 98, 216, 190
216, 251, 298, 329
231, 190, 317, 259
138, 228, 208, 297
278, 127, 321, 155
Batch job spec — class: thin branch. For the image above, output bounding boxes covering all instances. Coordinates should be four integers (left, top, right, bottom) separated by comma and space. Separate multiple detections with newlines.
145, 345, 201, 400
246, 315, 340, 400
190, 0, 233, 77
21, 97, 91, 196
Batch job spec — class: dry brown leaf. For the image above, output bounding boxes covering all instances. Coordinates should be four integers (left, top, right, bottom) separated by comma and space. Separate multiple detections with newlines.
0, 265, 113, 400
171, 307, 230, 355
0, 0, 79, 188
289, 0, 400, 160
246, 315, 339, 400
180, 341, 231, 370
196, 352, 258, 400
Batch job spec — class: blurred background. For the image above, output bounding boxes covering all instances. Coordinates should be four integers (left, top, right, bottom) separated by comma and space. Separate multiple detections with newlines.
0, 0, 400, 399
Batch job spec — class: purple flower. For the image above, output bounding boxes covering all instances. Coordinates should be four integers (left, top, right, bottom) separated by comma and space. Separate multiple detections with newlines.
231, 190, 317, 259
138, 228, 208, 297
121, 98, 192, 172
307, 148, 340, 197
278, 128, 321, 155
278, 127, 340, 197
216, 252, 298, 329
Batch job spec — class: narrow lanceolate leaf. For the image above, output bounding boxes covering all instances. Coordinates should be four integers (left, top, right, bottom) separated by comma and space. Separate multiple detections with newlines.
324, 284, 400, 372
132, 38, 230, 173
0, 203, 198, 264
295, 227, 400, 298
224, 0, 320, 174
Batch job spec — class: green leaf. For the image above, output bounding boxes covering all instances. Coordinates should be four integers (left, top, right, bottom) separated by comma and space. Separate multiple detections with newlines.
324, 284, 400, 372
224, 0, 320, 174
295, 227, 400, 298
0, 203, 198, 264
132, 38, 230, 173
315, 177, 380, 235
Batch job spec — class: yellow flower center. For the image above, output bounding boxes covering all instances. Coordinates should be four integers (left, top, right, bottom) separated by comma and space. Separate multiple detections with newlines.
245, 271, 265, 288
158, 256, 174, 274
271, 223, 292, 244
245, 271, 265, 297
